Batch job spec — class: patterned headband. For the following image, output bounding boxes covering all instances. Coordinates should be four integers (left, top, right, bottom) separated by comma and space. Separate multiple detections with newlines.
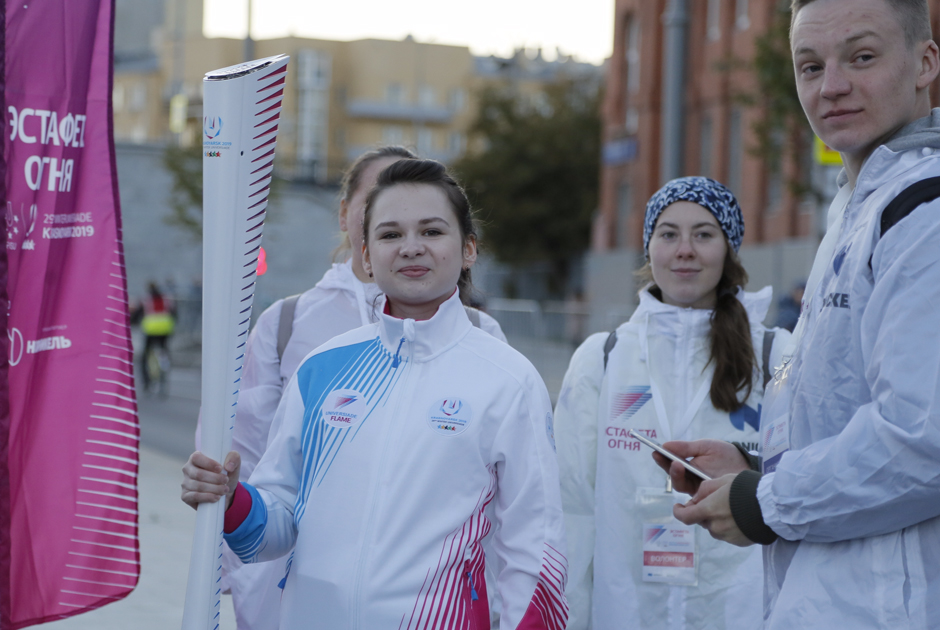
642, 176, 744, 254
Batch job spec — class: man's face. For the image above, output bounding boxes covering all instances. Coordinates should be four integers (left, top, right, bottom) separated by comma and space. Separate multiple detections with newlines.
791, 0, 938, 173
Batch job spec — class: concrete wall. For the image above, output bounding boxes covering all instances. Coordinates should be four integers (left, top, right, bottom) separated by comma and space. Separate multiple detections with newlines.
117, 142, 341, 317
584, 247, 642, 334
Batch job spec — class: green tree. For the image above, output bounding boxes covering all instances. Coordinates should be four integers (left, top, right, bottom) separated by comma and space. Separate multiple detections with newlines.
455, 77, 601, 297
744, 3, 815, 198
163, 143, 204, 239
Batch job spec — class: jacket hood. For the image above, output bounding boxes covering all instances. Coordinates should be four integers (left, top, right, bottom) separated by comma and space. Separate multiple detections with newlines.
629, 284, 773, 332
840, 108, 940, 188
884, 108, 940, 153
314, 260, 382, 301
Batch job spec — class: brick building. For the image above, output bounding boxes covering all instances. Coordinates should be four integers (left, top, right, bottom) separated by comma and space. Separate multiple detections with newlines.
586, 0, 940, 328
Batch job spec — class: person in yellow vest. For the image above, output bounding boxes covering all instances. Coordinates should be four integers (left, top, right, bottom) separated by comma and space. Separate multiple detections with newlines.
134, 282, 175, 392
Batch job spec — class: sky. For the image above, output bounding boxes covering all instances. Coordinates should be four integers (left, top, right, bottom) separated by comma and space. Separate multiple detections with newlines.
203, 0, 615, 64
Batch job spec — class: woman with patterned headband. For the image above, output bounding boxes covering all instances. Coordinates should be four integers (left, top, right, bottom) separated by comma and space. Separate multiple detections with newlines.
554, 177, 790, 630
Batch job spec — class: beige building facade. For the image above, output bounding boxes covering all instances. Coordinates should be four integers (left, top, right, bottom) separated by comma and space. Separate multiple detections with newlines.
113, 1, 478, 182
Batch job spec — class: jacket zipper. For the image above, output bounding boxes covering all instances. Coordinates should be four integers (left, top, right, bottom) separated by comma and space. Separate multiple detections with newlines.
351, 334, 410, 629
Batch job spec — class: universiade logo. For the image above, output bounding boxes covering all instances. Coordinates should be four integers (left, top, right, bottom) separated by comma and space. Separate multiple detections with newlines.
204, 116, 222, 140
428, 398, 472, 436
440, 399, 462, 416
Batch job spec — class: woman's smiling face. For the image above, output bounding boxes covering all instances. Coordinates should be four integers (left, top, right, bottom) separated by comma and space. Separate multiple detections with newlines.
362, 183, 476, 320
648, 201, 727, 309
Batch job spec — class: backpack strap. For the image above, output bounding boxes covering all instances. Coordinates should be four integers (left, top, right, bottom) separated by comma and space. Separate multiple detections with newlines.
762, 330, 775, 389
880, 176, 940, 237
464, 306, 482, 328
602, 330, 617, 371
868, 176, 940, 270
276, 294, 301, 363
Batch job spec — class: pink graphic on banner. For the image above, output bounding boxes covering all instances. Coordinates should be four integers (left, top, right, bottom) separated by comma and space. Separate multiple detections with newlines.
1, 1, 139, 628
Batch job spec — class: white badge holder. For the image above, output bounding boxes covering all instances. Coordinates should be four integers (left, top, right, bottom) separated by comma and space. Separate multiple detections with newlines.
636, 484, 697, 586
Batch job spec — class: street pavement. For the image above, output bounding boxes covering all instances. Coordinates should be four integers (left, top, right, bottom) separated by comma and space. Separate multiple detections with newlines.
39, 367, 237, 629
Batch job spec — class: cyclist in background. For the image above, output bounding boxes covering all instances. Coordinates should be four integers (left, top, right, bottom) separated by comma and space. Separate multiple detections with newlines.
133, 281, 175, 393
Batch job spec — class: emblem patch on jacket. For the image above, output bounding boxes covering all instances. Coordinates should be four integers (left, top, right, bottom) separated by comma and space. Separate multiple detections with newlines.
428, 398, 473, 435
610, 386, 652, 422
321, 388, 367, 429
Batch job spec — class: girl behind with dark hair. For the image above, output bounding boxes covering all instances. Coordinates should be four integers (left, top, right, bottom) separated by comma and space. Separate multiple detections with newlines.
196, 147, 506, 630
183, 160, 568, 629
554, 176, 791, 630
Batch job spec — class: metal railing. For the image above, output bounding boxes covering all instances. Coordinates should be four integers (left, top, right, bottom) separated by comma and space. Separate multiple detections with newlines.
485, 297, 634, 345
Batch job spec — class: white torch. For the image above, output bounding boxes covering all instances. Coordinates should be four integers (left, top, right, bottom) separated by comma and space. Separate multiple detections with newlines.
181, 54, 289, 630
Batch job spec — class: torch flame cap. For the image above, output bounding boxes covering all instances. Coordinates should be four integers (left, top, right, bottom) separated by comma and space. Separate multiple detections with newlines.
204, 54, 288, 82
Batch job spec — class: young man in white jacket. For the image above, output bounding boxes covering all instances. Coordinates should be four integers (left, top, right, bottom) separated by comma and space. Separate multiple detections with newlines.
661, 1, 940, 627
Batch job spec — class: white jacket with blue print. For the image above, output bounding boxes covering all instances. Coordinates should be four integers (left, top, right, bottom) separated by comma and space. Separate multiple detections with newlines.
224, 290, 568, 630
203, 260, 506, 630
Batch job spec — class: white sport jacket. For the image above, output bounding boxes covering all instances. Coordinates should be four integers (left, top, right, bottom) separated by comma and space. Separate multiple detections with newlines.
555, 286, 788, 630
224, 291, 568, 630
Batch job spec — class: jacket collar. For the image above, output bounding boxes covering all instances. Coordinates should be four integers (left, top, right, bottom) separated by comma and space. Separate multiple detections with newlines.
629, 284, 773, 336
376, 290, 472, 363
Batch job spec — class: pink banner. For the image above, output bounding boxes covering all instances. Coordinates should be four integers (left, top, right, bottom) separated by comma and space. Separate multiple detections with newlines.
1, 0, 139, 627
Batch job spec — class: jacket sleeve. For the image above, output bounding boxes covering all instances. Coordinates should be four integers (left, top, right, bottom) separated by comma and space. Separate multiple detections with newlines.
552, 333, 606, 630
223, 371, 307, 562
490, 366, 569, 630
758, 201, 940, 542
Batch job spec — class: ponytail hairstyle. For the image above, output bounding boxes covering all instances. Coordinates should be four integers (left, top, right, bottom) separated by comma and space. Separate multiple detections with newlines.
640, 176, 754, 413
707, 250, 756, 412
362, 159, 480, 305
333, 145, 418, 261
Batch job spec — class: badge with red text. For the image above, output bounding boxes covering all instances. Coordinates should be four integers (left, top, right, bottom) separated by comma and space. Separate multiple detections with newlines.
428, 398, 473, 435
642, 522, 697, 585
321, 389, 367, 429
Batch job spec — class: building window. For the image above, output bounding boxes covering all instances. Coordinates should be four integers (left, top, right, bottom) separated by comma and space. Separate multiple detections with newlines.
417, 127, 433, 155
449, 88, 466, 112
383, 125, 405, 145
617, 183, 632, 248
700, 116, 713, 178
386, 83, 405, 105
625, 16, 641, 96
728, 108, 743, 196
419, 85, 436, 107
707, 0, 722, 41
736, 0, 750, 30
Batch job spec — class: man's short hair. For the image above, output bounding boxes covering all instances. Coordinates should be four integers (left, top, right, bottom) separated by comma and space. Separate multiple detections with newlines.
790, 0, 932, 48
